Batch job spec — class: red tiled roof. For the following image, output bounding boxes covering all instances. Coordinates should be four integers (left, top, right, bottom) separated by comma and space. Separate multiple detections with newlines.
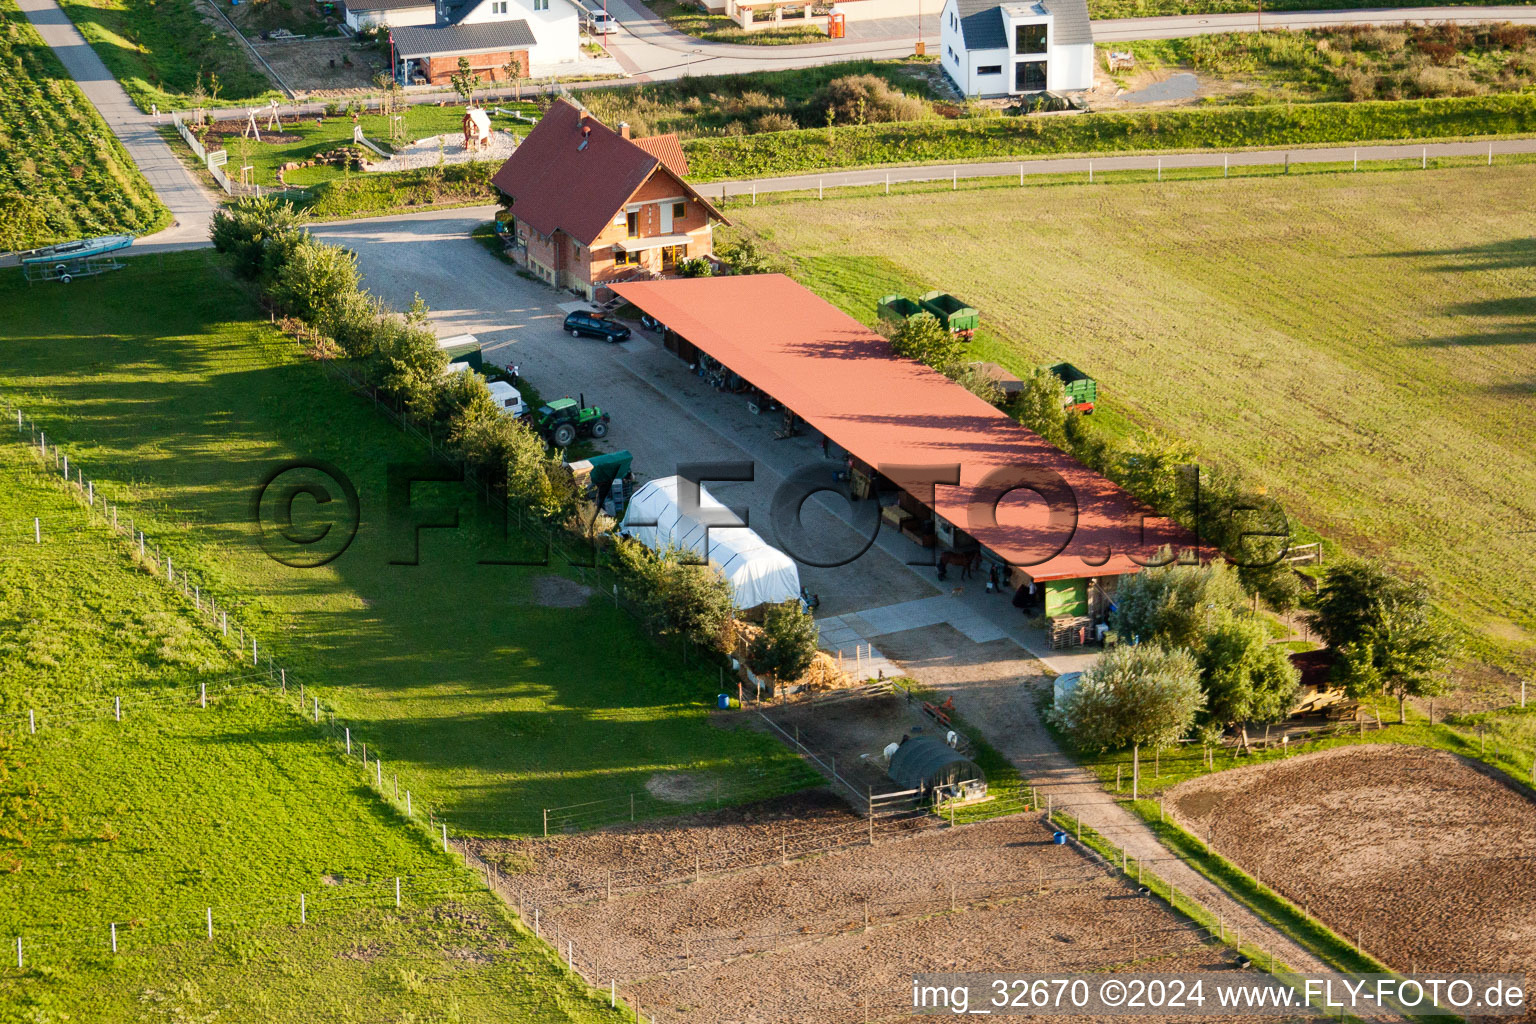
611, 275, 1200, 581
490, 100, 723, 246
632, 133, 689, 177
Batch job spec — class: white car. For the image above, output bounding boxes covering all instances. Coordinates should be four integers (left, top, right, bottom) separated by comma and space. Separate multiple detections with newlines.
487, 380, 528, 419
585, 7, 616, 33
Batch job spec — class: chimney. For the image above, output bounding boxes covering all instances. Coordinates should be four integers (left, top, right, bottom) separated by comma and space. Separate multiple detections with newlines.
618, 121, 630, 140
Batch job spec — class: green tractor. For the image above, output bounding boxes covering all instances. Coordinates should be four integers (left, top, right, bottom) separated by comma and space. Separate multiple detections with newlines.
535, 395, 610, 448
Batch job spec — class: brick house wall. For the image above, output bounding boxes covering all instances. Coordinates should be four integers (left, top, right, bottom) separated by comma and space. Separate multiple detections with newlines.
423, 50, 527, 84
508, 165, 718, 299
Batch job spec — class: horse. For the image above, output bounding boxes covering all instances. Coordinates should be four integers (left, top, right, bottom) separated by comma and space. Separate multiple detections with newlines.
937, 550, 980, 580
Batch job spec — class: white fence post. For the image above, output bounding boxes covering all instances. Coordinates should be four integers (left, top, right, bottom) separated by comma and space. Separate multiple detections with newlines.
115, 696, 121, 722
29, 710, 35, 734
33, 518, 39, 544
206, 907, 213, 940
15, 936, 20, 969
442, 824, 448, 852
346, 727, 351, 754
300, 893, 306, 924
395, 877, 401, 907
200, 682, 206, 708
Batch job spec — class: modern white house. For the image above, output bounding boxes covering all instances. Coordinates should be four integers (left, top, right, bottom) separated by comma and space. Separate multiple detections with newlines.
938, 0, 1094, 97
348, 0, 579, 77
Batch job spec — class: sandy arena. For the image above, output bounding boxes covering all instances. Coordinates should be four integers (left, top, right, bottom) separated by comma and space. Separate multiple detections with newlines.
473, 792, 1293, 1023
1165, 744, 1536, 978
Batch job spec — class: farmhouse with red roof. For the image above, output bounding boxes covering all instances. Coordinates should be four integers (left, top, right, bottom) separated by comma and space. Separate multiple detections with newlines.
490, 100, 729, 300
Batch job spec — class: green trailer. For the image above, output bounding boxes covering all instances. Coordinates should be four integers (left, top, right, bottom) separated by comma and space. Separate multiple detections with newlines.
1049, 362, 1097, 413
877, 294, 924, 324
918, 290, 979, 336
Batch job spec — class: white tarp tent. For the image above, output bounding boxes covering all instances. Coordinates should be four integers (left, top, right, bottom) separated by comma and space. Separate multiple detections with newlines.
620, 476, 800, 610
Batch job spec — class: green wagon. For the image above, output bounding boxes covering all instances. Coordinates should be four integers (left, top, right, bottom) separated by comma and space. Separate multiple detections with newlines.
1050, 362, 1097, 413
918, 290, 979, 337
877, 294, 924, 324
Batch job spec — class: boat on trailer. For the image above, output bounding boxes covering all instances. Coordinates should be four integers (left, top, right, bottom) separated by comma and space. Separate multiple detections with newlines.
17, 234, 134, 283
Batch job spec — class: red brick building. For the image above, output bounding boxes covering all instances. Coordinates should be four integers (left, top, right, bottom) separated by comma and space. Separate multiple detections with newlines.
490, 100, 729, 300
390, 21, 534, 85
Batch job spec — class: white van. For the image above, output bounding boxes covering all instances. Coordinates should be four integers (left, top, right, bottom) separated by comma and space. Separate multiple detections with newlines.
488, 380, 528, 419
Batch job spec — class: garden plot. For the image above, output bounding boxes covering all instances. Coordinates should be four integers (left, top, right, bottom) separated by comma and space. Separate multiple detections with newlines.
477, 800, 1273, 1023
1165, 745, 1536, 976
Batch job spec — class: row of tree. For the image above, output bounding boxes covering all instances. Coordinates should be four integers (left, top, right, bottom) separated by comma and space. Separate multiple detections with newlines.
1052, 557, 1459, 795
212, 199, 822, 689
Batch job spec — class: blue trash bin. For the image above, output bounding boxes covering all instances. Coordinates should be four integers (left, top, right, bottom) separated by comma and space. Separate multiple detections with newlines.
717, 693, 731, 710
1052, 831, 1068, 845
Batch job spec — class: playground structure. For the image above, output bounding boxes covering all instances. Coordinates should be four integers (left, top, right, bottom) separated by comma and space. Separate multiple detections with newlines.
16, 234, 133, 283
462, 106, 493, 151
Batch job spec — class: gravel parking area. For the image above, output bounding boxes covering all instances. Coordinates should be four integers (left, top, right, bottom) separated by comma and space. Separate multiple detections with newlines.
1166, 744, 1536, 977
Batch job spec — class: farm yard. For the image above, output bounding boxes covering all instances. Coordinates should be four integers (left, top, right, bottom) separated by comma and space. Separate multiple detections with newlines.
728, 163, 1536, 679
477, 798, 1277, 1022
54, 0, 277, 111
0, 250, 817, 838
1164, 745, 1536, 977
0, 0, 167, 250
0, 441, 616, 1024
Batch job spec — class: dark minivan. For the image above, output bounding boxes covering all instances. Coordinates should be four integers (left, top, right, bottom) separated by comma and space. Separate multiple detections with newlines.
563, 311, 631, 343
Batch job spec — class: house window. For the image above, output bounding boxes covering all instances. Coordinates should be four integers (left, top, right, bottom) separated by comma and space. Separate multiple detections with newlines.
978, 64, 1002, 74
614, 247, 640, 266
491, 0, 508, 11
661, 244, 687, 267
672, 201, 685, 220
534, 0, 549, 9
1015, 22, 1046, 53
1015, 59, 1047, 91
625, 209, 639, 237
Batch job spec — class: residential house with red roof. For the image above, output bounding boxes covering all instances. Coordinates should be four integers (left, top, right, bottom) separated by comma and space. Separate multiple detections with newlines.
489, 100, 729, 300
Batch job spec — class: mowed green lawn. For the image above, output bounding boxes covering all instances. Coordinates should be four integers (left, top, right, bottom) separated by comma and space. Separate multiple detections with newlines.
731, 165, 1536, 672
0, 252, 814, 836
0, 443, 613, 1024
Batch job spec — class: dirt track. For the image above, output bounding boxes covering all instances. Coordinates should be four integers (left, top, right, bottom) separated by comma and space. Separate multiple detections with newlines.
1166, 744, 1536, 977
474, 794, 1299, 1023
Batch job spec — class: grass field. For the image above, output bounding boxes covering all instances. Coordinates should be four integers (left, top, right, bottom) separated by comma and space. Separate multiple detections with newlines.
1111, 22, 1536, 104
1088, 0, 1535, 19
0, 0, 168, 250
0, 442, 618, 1024
680, 93, 1536, 179
0, 251, 817, 837
729, 163, 1536, 674
56, 0, 276, 111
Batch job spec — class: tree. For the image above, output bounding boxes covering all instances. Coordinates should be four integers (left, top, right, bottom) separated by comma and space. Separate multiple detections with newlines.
1051, 644, 1203, 799
713, 236, 778, 276
613, 540, 735, 652
450, 57, 481, 104
270, 237, 361, 322
747, 602, 819, 684
1111, 560, 1248, 654
1012, 364, 1068, 447
1311, 559, 1459, 722
1115, 432, 1197, 513
887, 312, 963, 372
1199, 617, 1300, 751
209, 195, 308, 280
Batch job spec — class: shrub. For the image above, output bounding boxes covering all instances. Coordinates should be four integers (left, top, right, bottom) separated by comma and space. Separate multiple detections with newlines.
1011, 365, 1068, 448
746, 602, 818, 683
886, 311, 963, 371
209, 196, 309, 280
808, 74, 929, 126
753, 112, 799, 133
948, 363, 1006, 407
270, 236, 362, 322
612, 539, 736, 651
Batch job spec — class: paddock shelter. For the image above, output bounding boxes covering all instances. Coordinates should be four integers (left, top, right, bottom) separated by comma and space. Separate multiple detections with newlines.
888, 736, 987, 800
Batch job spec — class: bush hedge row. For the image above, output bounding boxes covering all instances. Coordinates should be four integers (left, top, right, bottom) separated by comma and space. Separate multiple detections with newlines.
681, 93, 1536, 180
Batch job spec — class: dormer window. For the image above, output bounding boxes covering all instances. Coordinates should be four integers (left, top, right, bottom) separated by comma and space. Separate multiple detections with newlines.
491, 0, 508, 11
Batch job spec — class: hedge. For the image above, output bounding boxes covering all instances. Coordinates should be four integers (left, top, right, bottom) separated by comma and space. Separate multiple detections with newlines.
681, 93, 1536, 180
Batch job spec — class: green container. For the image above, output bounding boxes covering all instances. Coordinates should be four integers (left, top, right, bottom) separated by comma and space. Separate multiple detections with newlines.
877, 294, 924, 323
918, 290, 979, 333
1044, 578, 1088, 618
1050, 362, 1097, 411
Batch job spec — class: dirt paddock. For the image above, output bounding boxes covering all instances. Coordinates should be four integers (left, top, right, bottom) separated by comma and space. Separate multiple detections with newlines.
474, 792, 1286, 1023
1166, 744, 1536, 979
